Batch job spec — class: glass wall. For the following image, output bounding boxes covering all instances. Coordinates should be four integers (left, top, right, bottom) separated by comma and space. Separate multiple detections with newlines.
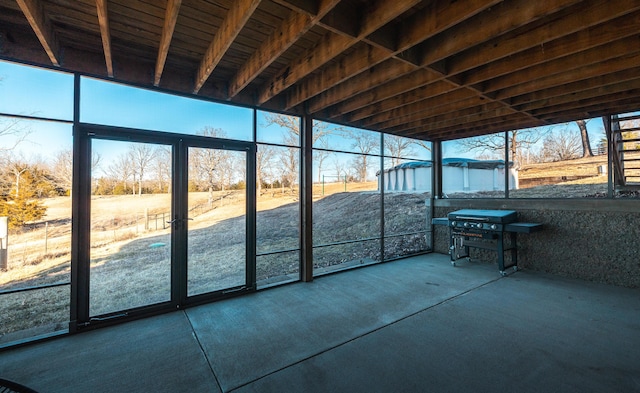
80, 77, 253, 141
441, 132, 508, 198
312, 123, 382, 274
0, 62, 73, 345
382, 135, 432, 259
507, 119, 608, 198
255, 111, 300, 286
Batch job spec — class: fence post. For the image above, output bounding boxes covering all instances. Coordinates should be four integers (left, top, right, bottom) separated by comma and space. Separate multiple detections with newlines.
44, 221, 48, 254
0, 217, 7, 271
145, 208, 149, 230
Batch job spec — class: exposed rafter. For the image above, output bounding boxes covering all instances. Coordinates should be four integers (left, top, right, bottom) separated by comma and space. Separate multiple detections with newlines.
257, 0, 421, 105
154, 0, 182, 87
193, 0, 262, 94
2, 0, 639, 141
15, 0, 60, 66
228, 0, 341, 98
95, 0, 113, 77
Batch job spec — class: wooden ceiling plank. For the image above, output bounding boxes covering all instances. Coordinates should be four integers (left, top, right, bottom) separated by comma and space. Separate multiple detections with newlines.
419, 0, 583, 67
323, 69, 441, 118
306, 60, 415, 113
258, 0, 420, 105
289, 0, 501, 111
543, 94, 640, 124
286, 44, 391, 109
349, 81, 459, 124
95, 0, 114, 77
386, 102, 511, 135
404, 110, 535, 137
530, 84, 640, 118
362, 88, 477, 129
491, 44, 640, 100
154, 0, 182, 86
193, 0, 262, 94
463, 10, 640, 88
228, 0, 340, 98
513, 68, 640, 110
15, 0, 60, 66
421, 117, 543, 141
448, 0, 640, 80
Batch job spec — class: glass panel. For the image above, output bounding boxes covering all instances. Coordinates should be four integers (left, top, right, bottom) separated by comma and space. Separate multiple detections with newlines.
0, 117, 72, 342
256, 251, 299, 287
313, 150, 380, 247
0, 286, 69, 346
90, 140, 172, 316
313, 240, 381, 276
509, 120, 608, 198
80, 77, 253, 141
384, 233, 430, 260
314, 121, 381, 154
256, 111, 300, 146
0, 60, 74, 121
256, 143, 300, 254
442, 133, 507, 198
187, 148, 246, 296
383, 134, 432, 161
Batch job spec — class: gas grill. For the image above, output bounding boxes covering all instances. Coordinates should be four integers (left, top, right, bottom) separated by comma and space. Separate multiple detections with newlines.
433, 209, 542, 276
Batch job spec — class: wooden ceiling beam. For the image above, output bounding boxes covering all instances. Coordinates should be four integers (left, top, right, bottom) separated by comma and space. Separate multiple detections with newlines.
305, 60, 416, 113
542, 95, 640, 124
362, 88, 477, 129
323, 69, 440, 119
447, 0, 640, 79
423, 117, 543, 142
348, 81, 459, 124
228, 0, 340, 98
154, 0, 182, 86
463, 11, 640, 88
490, 45, 640, 100
95, 0, 114, 77
418, 0, 582, 67
15, 0, 60, 66
513, 68, 640, 110
293, 0, 501, 111
387, 101, 508, 135
531, 87, 640, 119
258, 0, 420, 105
193, 0, 262, 94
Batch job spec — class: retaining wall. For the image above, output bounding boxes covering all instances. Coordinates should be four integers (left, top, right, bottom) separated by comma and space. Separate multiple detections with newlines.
432, 198, 640, 288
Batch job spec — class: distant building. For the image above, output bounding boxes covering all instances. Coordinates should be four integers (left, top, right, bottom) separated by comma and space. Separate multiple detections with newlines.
378, 158, 518, 193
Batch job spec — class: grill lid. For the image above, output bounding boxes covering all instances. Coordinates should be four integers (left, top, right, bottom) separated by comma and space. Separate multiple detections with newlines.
448, 209, 517, 224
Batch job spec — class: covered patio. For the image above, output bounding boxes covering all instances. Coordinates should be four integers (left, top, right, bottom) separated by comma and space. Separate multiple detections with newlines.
1, 254, 638, 392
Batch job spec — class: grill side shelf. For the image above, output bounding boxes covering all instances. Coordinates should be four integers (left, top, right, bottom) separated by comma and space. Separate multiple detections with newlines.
504, 222, 543, 233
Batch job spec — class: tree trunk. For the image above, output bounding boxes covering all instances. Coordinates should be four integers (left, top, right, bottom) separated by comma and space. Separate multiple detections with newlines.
576, 120, 594, 157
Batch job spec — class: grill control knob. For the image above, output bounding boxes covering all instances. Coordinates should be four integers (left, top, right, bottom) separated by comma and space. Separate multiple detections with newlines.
464, 222, 470, 228
490, 224, 498, 230
476, 223, 483, 229
451, 221, 456, 227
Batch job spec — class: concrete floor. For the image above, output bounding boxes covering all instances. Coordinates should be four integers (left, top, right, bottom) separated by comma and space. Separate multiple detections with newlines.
1, 254, 639, 393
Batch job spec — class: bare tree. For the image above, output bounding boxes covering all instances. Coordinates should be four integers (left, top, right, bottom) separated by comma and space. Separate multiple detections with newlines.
314, 138, 331, 182
539, 129, 582, 162
384, 134, 415, 167
256, 144, 275, 193
457, 129, 547, 166
129, 144, 156, 196
106, 153, 134, 194
348, 131, 379, 182
152, 146, 171, 193
576, 119, 594, 157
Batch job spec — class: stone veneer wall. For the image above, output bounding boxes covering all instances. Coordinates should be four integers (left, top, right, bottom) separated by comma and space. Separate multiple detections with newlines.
432, 199, 640, 288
